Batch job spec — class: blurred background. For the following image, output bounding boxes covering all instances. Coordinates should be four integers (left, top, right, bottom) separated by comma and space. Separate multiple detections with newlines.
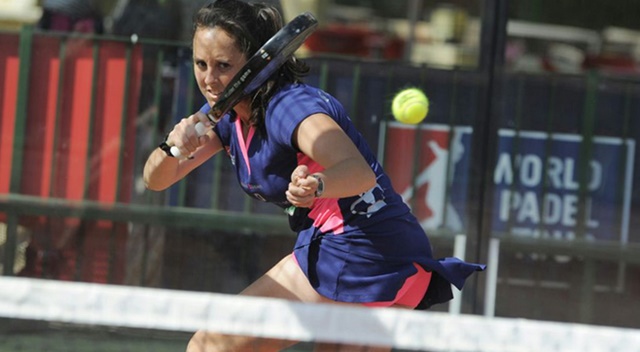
4, 0, 640, 70
1, 0, 640, 341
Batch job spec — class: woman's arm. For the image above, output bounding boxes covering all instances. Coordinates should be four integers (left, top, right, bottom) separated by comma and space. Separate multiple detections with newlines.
143, 111, 223, 191
286, 113, 376, 207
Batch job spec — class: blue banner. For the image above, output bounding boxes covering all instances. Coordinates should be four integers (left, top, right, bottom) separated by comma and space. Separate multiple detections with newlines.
492, 129, 635, 243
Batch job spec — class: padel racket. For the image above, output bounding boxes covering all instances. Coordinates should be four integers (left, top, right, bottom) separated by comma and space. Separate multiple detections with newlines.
171, 12, 318, 158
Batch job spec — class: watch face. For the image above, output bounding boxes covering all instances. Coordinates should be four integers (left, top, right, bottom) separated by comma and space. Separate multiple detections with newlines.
312, 175, 324, 197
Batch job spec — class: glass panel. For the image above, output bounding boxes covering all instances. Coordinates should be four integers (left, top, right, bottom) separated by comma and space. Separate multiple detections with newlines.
486, 0, 640, 328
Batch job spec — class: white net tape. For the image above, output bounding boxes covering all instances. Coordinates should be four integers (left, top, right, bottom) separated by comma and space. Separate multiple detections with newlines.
0, 276, 639, 352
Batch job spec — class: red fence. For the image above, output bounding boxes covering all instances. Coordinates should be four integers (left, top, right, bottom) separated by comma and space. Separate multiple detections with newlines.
0, 31, 142, 283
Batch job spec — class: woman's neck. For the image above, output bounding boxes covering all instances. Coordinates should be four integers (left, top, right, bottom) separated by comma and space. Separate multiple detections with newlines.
234, 100, 251, 122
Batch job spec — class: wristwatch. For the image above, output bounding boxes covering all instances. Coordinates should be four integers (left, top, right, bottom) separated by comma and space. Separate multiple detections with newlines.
159, 134, 174, 157
311, 174, 324, 197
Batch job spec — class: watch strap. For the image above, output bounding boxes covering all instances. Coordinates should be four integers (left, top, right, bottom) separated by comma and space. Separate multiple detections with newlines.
159, 134, 174, 157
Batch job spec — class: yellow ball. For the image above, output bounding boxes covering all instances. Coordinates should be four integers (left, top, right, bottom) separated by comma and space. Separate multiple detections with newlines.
391, 88, 429, 124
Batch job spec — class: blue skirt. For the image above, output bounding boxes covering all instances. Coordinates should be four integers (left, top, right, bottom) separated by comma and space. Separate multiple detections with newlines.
292, 212, 486, 309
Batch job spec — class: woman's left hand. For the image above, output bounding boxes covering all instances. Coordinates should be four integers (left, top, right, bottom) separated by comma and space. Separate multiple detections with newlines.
286, 165, 319, 208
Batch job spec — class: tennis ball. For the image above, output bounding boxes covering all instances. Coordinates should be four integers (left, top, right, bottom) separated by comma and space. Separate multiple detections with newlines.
392, 88, 429, 124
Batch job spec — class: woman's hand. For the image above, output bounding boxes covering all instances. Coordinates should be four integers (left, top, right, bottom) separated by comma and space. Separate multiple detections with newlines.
286, 165, 320, 208
143, 111, 222, 191
166, 111, 213, 158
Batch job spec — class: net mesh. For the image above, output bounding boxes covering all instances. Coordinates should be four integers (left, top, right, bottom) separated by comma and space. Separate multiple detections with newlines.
0, 276, 639, 352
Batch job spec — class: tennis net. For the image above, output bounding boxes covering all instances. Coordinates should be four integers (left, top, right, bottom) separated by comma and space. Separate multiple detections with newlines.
0, 276, 638, 352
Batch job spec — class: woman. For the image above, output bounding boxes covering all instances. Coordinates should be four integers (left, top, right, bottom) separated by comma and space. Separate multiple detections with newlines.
143, 0, 485, 350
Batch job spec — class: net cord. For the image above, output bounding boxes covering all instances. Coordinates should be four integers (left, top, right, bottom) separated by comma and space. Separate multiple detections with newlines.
0, 277, 639, 352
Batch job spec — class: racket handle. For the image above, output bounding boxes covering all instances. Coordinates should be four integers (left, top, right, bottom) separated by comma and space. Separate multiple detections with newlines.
169, 122, 208, 158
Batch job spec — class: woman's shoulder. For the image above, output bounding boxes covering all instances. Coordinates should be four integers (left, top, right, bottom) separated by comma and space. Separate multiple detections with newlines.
265, 84, 335, 143
271, 83, 331, 101
269, 83, 340, 113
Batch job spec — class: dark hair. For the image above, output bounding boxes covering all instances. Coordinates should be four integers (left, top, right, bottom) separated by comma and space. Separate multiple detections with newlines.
193, 0, 309, 128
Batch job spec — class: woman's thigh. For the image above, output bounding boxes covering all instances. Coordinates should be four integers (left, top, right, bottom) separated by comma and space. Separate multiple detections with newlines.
187, 253, 399, 351
187, 254, 347, 351
239, 253, 335, 304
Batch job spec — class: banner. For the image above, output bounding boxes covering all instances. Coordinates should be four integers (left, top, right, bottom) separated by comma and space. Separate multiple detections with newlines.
493, 129, 635, 243
384, 123, 636, 244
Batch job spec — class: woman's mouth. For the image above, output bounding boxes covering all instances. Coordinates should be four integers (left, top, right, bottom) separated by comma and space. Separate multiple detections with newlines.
208, 91, 220, 102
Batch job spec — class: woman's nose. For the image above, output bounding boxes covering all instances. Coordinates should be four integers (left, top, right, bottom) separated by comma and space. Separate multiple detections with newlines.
204, 70, 217, 85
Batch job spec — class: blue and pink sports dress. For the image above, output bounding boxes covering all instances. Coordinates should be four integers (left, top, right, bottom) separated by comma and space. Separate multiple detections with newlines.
208, 83, 484, 308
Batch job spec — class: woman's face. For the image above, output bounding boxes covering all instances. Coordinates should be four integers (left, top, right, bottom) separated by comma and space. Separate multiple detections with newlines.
193, 27, 248, 113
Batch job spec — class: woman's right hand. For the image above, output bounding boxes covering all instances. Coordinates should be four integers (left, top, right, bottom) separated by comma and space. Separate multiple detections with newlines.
166, 111, 213, 158
144, 111, 222, 191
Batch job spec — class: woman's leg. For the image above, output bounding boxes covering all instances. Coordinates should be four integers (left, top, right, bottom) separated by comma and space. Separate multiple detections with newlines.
186, 253, 403, 351
186, 253, 337, 352
239, 253, 336, 302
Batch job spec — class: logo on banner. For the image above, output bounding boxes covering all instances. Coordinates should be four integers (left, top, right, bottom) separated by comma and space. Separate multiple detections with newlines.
384, 122, 472, 231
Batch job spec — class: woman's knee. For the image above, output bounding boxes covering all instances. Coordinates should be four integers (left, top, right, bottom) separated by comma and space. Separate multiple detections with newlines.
186, 330, 207, 352
185, 330, 251, 352
186, 329, 293, 352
